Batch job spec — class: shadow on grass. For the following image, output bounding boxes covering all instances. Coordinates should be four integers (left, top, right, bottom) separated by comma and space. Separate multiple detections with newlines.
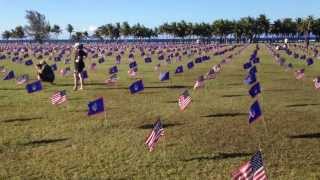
264, 89, 300, 92
183, 152, 252, 162
0, 88, 24, 91
221, 94, 246, 98
288, 133, 320, 139
138, 123, 183, 129
23, 138, 69, 146
164, 100, 178, 104
201, 113, 247, 118
227, 83, 243, 86
2, 117, 42, 123
286, 103, 320, 108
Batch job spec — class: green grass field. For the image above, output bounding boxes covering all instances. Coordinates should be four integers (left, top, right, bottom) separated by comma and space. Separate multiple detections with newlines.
0, 44, 320, 179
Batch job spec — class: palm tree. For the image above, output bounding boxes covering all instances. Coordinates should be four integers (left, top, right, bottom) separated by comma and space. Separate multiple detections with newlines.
120, 21, 131, 39
51, 24, 62, 39
66, 24, 74, 39
2, 30, 12, 40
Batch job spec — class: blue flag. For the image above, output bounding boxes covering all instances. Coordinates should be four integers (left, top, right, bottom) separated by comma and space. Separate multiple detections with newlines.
25, 60, 33, 66
88, 98, 104, 116
3, 70, 15, 80
129, 61, 137, 69
129, 80, 144, 94
159, 72, 170, 81
243, 62, 252, 69
249, 100, 262, 124
175, 66, 184, 74
109, 66, 118, 74
249, 66, 257, 75
51, 64, 57, 71
195, 57, 202, 64
249, 83, 261, 98
244, 73, 256, 85
26, 81, 42, 93
187, 61, 194, 69
307, 58, 314, 66
252, 57, 260, 64
144, 57, 152, 63
81, 70, 88, 79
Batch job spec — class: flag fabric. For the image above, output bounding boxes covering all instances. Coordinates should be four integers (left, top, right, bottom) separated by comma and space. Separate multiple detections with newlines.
25, 60, 33, 66
243, 62, 252, 69
105, 74, 118, 85
249, 66, 257, 75
231, 151, 267, 180
159, 71, 170, 81
145, 119, 164, 152
144, 57, 152, 63
178, 90, 192, 111
129, 61, 137, 69
51, 64, 57, 71
252, 57, 260, 64
81, 70, 88, 79
206, 69, 216, 80
129, 80, 144, 94
3, 70, 15, 80
295, 69, 305, 80
244, 73, 257, 85
249, 100, 262, 124
109, 66, 118, 74
306, 58, 314, 66
313, 77, 320, 89
87, 97, 105, 116
175, 66, 184, 74
26, 81, 42, 93
194, 75, 205, 90
51, 90, 67, 105
128, 68, 137, 77
249, 83, 261, 98
187, 61, 194, 69
16, 74, 29, 85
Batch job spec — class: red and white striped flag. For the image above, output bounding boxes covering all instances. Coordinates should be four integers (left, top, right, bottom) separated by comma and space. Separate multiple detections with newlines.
50, 90, 67, 105
145, 119, 164, 152
313, 77, 320, 89
194, 75, 205, 90
295, 69, 305, 80
232, 151, 267, 180
178, 90, 192, 111
128, 68, 137, 78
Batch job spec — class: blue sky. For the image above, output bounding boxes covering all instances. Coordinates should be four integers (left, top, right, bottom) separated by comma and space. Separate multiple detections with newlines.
1, 0, 320, 35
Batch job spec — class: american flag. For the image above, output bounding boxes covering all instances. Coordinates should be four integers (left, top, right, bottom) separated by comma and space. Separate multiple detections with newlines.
50, 90, 67, 105
178, 90, 192, 111
232, 151, 267, 180
145, 119, 164, 152
105, 74, 118, 85
295, 69, 305, 80
16, 74, 29, 85
128, 68, 137, 77
313, 77, 320, 89
206, 69, 216, 80
194, 75, 205, 90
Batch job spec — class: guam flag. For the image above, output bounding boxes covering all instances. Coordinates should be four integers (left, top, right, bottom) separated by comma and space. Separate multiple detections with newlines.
187, 61, 194, 69
249, 100, 262, 124
175, 66, 184, 74
26, 81, 42, 93
88, 97, 105, 116
129, 80, 144, 94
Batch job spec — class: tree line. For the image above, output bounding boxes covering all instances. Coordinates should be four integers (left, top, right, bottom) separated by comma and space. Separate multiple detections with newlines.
2, 10, 320, 43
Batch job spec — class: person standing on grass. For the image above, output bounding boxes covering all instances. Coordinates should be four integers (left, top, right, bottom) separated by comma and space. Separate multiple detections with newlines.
73, 43, 87, 91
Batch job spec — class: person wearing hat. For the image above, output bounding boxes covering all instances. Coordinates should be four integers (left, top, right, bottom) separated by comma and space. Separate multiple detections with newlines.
73, 43, 87, 90
35, 60, 55, 83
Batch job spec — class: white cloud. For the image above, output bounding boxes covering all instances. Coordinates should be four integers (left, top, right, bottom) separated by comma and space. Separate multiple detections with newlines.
88, 25, 97, 32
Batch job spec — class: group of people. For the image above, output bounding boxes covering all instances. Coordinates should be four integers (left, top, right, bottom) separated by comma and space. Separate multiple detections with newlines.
35, 43, 87, 91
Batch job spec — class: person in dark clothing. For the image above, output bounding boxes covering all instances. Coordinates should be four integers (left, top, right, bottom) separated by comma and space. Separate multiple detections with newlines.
35, 60, 55, 83
73, 43, 87, 90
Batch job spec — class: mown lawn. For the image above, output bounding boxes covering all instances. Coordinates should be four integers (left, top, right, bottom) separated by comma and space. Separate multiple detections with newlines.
0, 44, 319, 179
